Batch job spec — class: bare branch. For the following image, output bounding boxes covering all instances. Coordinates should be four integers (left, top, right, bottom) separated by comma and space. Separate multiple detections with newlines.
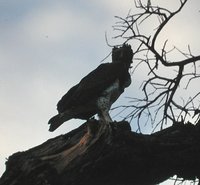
112, 0, 200, 131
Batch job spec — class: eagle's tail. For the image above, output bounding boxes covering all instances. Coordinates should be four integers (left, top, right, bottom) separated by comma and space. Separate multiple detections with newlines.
48, 113, 71, 132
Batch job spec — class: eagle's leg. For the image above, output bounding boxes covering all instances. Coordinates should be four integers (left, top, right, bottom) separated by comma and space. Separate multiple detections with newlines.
97, 110, 112, 136
98, 110, 112, 124
97, 96, 113, 123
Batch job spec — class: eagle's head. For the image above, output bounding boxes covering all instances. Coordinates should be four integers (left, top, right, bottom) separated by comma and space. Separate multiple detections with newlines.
112, 44, 133, 66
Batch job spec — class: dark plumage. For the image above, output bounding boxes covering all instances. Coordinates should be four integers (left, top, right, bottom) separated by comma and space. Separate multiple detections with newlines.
48, 44, 133, 131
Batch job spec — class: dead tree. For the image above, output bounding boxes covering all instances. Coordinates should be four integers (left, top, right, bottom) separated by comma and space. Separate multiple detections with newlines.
1, 120, 200, 185
1, 0, 200, 184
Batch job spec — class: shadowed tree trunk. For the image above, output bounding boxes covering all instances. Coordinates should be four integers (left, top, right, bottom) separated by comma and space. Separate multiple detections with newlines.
0, 120, 200, 185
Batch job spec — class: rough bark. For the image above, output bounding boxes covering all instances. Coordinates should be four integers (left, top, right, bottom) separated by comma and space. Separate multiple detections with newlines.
1, 120, 200, 185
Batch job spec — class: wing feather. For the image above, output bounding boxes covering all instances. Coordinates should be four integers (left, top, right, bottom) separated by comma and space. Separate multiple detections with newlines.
57, 62, 127, 113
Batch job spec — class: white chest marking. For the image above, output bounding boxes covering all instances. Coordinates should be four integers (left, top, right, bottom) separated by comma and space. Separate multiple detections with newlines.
97, 79, 121, 111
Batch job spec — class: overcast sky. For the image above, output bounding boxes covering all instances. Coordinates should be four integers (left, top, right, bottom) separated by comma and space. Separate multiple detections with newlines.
0, 1, 200, 184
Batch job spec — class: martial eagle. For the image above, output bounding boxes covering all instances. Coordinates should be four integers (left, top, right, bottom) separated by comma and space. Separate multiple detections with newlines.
48, 44, 133, 131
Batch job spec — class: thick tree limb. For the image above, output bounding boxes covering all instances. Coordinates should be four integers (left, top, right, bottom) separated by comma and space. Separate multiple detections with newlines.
1, 120, 200, 185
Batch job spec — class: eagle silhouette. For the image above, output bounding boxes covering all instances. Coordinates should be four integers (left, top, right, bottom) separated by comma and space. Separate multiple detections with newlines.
48, 44, 133, 131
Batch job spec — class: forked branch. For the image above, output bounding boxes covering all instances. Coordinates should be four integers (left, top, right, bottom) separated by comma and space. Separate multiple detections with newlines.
113, 0, 200, 131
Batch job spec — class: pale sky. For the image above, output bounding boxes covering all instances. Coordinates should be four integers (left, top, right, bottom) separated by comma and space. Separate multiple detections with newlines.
0, 1, 200, 184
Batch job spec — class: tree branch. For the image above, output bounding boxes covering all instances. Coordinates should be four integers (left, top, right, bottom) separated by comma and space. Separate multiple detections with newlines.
1, 120, 200, 185
113, 0, 200, 130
